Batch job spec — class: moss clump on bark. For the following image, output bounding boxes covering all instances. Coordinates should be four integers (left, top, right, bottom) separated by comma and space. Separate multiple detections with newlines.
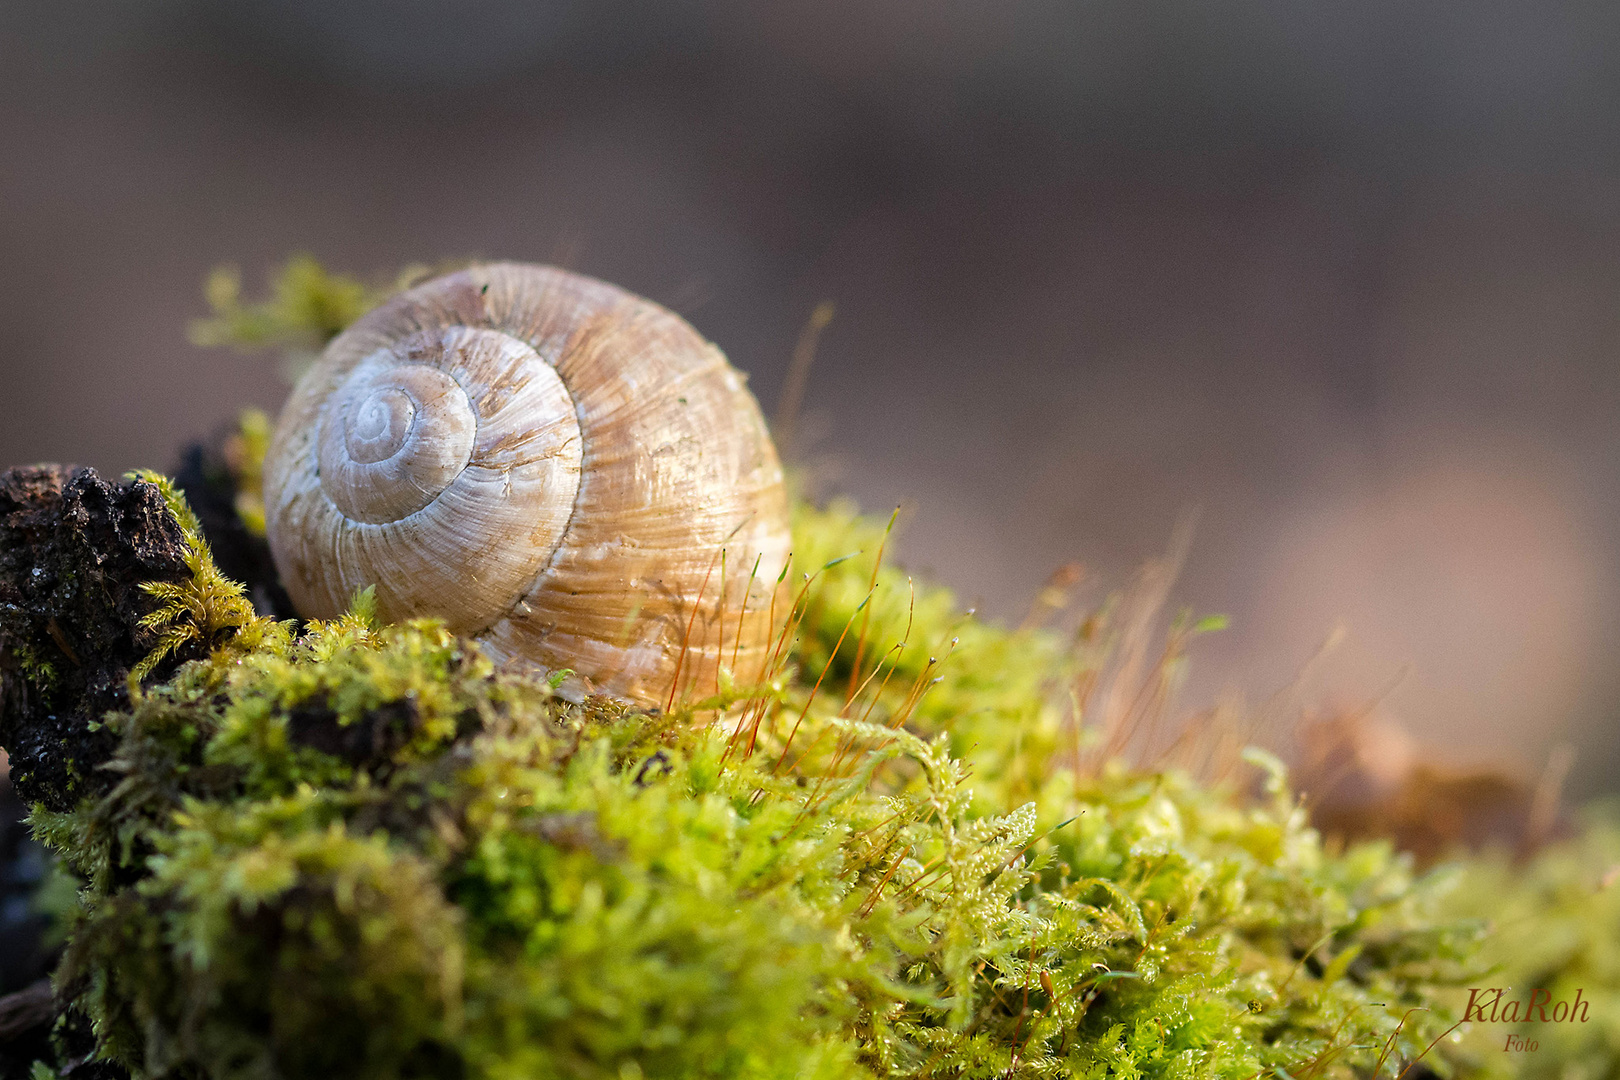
0, 469, 1481, 1080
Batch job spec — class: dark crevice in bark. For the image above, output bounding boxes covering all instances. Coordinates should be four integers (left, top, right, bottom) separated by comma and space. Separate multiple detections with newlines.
172, 433, 295, 621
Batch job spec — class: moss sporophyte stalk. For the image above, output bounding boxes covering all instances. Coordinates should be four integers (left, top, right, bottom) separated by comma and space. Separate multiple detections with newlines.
0, 258, 1614, 1080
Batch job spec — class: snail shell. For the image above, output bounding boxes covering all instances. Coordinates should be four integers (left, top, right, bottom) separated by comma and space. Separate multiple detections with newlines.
262, 262, 792, 707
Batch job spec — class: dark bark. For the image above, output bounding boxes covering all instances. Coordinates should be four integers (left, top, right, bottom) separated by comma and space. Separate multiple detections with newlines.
0, 466, 190, 812
0, 980, 54, 1079
0, 773, 52, 997
0, 981, 53, 1043
0, 978, 126, 1080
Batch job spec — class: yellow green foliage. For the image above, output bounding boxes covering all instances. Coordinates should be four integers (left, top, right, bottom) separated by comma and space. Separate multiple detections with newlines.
223, 407, 272, 537
23, 490, 1485, 1080
188, 255, 437, 382
190, 255, 403, 352
124, 470, 270, 681
1439, 806, 1620, 1079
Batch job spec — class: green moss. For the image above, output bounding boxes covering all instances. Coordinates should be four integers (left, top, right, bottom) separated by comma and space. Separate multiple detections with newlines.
124, 470, 275, 681
1438, 806, 1620, 1079
189, 255, 405, 351
17, 488, 1482, 1080
12, 639, 59, 696
188, 255, 436, 383
224, 408, 272, 538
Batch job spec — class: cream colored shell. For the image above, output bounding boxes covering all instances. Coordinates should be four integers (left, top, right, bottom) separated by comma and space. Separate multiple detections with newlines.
263, 262, 792, 707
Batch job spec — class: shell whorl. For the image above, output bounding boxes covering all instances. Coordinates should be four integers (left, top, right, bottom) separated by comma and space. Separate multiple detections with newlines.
264, 263, 792, 707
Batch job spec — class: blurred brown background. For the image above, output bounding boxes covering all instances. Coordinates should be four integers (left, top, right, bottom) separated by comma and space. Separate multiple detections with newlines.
2, 1, 1616, 791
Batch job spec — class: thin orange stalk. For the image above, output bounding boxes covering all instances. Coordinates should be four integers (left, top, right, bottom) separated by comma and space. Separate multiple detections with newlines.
844, 506, 899, 706
773, 590, 871, 774
744, 567, 818, 757
714, 548, 727, 697
666, 548, 722, 714
732, 551, 763, 674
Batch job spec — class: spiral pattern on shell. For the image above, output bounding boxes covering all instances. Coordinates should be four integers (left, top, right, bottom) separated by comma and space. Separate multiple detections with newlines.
263, 262, 793, 706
